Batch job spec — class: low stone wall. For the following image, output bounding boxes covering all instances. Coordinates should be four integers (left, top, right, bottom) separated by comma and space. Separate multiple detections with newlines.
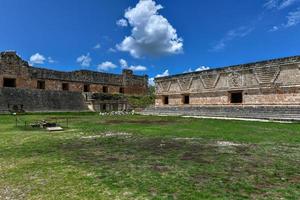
142, 105, 300, 120
0, 88, 89, 113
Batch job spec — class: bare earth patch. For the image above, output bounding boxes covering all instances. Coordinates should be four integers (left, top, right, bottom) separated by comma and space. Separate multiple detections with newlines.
81, 132, 132, 139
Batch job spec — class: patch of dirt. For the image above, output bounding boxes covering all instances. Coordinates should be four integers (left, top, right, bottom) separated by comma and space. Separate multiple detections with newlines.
151, 163, 170, 172
81, 132, 132, 139
0, 186, 27, 200
180, 152, 213, 164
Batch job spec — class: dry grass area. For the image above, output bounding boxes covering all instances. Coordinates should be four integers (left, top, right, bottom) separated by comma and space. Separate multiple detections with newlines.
0, 113, 300, 199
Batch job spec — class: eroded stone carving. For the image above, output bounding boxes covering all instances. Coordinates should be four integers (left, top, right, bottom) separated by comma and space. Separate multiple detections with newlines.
228, 72, 242, 88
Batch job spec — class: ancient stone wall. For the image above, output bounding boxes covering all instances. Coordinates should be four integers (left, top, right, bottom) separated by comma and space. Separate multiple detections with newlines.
0, 51, 149, 113
0, 88, 89, 112
155, 56, 300, 106
0, 51, 148, 95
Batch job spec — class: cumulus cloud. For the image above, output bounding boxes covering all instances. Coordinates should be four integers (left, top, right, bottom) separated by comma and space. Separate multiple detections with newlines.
97, 61, 117, 71
211, 26, 254, 51
116, 19, 128, 27
30, 53, 46, 65
76, 53, 92, 67
116, 0, 183, 58
119, 59, 147, 71
93, 43, 101, 49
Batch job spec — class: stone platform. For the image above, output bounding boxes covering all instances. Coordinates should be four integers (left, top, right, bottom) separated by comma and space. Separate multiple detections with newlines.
141, 105, 300, 121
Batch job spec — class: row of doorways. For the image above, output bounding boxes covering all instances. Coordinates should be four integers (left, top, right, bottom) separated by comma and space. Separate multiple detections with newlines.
162, 91, 244, 105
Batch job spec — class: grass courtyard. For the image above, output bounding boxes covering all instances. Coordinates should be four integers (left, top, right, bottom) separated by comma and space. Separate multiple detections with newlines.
0, 113, 300, 199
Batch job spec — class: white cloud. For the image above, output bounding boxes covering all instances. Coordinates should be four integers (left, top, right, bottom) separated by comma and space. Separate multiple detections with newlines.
30, 53, 46, 65
48, 57, 55, 63
97, 61, 117, 71
211, 26, 253, 51
156, 70, 169, 78
116, 0, 183, 58
279, 0, 300, 9
269, 25, 280, 31
128, 65, 147, 71
183, 68, 193, 73
148, 69, 170, 85
76, 53, 92, 67
119, 59, 128, 68
269, 8, 300, 31
285, 8, 300, 27
264, 0, 278, 9
108, 48, 117, 53
264, 0, 300, 9
94, 43, 101, 49
184, 66, 210, 73
119, 58, 147, 71
195, 66, 210, 72
116, 18, 128, 27
148, 77, 155, 86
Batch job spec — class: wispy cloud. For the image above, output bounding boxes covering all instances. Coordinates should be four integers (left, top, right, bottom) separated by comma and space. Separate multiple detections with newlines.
264, 0, 300, 9
211, 26, 254, 52
93, 43, 101, 49
285, 7, 300, 27
269, 7, 300, 31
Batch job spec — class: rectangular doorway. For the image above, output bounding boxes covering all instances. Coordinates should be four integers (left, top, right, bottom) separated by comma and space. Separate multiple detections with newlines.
230, 91, 243, 104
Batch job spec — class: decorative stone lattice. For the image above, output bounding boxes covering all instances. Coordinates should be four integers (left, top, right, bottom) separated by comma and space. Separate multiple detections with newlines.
200, 73, 220, 89
159, 81, 171, 92
254, 66, 280, 84
177, 77, 193, 91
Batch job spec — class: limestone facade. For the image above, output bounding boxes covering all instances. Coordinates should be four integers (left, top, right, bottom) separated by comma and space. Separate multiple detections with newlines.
155, 56, 300, 107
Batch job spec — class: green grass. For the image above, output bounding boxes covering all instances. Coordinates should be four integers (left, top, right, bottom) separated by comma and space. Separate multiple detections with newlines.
0, 113, 300, 199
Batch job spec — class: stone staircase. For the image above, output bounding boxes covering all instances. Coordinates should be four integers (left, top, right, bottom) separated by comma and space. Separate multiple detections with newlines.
141, 105, 300, 121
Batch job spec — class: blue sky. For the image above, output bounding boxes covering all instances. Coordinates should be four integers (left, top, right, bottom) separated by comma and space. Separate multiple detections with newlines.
1, 0, 300, 83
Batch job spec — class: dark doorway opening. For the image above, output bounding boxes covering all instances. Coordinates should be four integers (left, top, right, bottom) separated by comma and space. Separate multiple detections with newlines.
84, 84, 90, 92
183, 95, 190, 104
37, 80, 45, 90
163, 96, 169, 105
102, 104, 107, 112
3, 78, 16, 88
230, 91, 243, 104
119, 87, 125, 94
103, 86, 108, 93
62, 83, 69, 91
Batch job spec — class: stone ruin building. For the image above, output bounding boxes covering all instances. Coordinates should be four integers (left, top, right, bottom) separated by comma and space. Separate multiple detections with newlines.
144, 55, 300, 120
0, 51, 148, 113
